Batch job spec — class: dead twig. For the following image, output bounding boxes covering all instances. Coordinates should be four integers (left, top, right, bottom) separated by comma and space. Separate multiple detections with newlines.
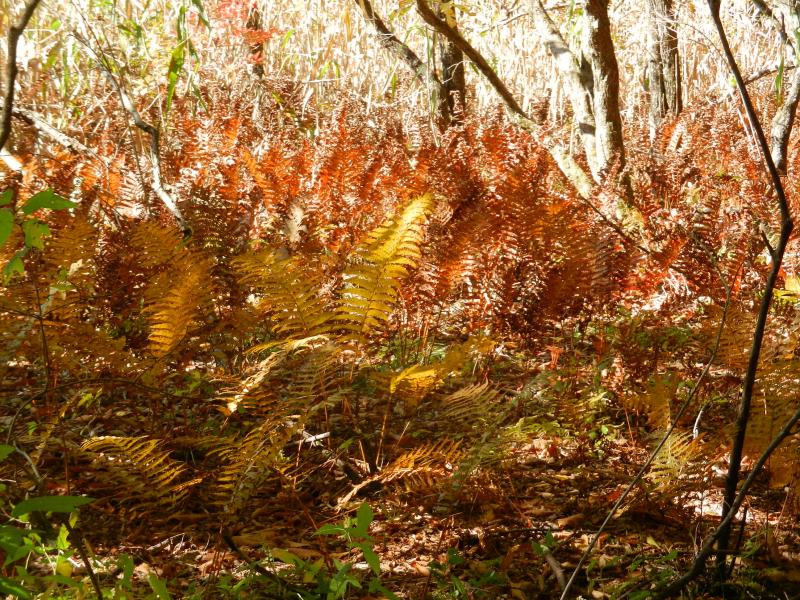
72, 35, 189, 235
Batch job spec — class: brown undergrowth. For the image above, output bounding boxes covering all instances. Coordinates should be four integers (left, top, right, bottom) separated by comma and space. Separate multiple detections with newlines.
3, 77, 800, 597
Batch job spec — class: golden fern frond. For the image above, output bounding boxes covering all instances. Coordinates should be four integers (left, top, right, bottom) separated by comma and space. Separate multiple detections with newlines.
338, 194, 433, 341
436, 334, 498, 376
378, 439, 463, 486
646, 429, 704, 494
145, 255, 214, 357
210, 421, 290, 511
620, 374, 678, 429
748, 360, 800, 487
44, 219, 97, 278
129, 222, 184, 269
81, 436, 195, 508
439, 383, 502, 427
127, 221, 215, 356
391, 364, 441, 411
233, 249, 331, 339
222, 337, 340, 416
285, 343, 345, 408
212, 345, 342, 509
389, 335, 499, 412
337, 439, 463, 507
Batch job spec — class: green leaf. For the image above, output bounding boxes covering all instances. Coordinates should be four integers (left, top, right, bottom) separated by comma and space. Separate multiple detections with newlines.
315, 523, 344, 536
0, 576, 31, 599
22, 220, 50, 250
359, 544, 381, 576
21, 190, 76, 214
368, 579, 399, 600
356, 502, 373, 533
11, 495, 94, 517
0, 444, 14, 462
190, 0, 210, 30
165, 44, 185, 113
271, 548, 302, 566
148, 573, 172, 599
118, 553, 135, 590
0, 209, 13, 247
2, 252, 25, 282
0, 189, 12, 206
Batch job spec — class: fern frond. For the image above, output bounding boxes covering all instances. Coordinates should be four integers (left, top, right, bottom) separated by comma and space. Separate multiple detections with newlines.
620, 374, 678, 429
81, 436, 194, 508
145, 255, 214, 357
748, 360, 800, 487
128, 222, 215, 357
233, 249, 331, 339
337, 439, 463, 507
212, 344, 343, 509
377, 439, 463, 487
210, 421, 290, 511
646, 429, 704, 493
337, 194, 433, 341
439, 383, 502, 427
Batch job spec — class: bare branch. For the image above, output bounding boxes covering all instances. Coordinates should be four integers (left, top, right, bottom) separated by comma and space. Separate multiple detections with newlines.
353, 0, 450, 123
413, 0, 595, 197
561, 268, 732, 599
662, 0, 794, 592
0, 0, 43, 154
7, 104, 93, 155
76, 37, 189, 234
416, 0, 524, 116
661, 399, 800, 596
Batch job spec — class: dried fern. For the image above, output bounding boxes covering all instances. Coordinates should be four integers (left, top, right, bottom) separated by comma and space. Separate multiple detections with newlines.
233, 248, 332, 340
337, 194, 433, 341
81, 436, 195, 509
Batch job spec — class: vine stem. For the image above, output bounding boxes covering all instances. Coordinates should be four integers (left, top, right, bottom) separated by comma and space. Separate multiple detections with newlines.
705, 0, 793, 582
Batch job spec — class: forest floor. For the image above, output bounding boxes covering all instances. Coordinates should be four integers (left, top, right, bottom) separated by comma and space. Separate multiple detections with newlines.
47, 375, 800, 600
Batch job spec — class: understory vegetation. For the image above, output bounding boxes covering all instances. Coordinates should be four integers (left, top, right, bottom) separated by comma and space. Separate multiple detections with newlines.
4, 0, 800, 598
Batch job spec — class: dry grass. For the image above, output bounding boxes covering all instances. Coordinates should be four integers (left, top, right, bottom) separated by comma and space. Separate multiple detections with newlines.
0, 0, 794, 141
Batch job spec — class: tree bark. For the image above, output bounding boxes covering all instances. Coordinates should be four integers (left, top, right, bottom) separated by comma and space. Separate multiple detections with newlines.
646, 0, 682, 139
769, 2, 800, 175
529, 0, 626, 181
435, 1, 465, 124
770, 70, 800, 174
529, 0, 600, 179
415, 0, 595, 197
0, 0, 43, 154
353, 0, 450, 126
581, 0, 626, 173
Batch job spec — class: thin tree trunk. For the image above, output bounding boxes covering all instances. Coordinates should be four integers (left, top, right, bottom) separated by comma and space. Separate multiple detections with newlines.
769, 3, 800, 175
581, 0, 626, 173
529, 0, 600, 179
770, 70, 800, 174
415, 0, 595, 197
646, 0, 682, 139
0, 0, 43, 154
353, 0, 450, 126
435, 1, 465, 124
